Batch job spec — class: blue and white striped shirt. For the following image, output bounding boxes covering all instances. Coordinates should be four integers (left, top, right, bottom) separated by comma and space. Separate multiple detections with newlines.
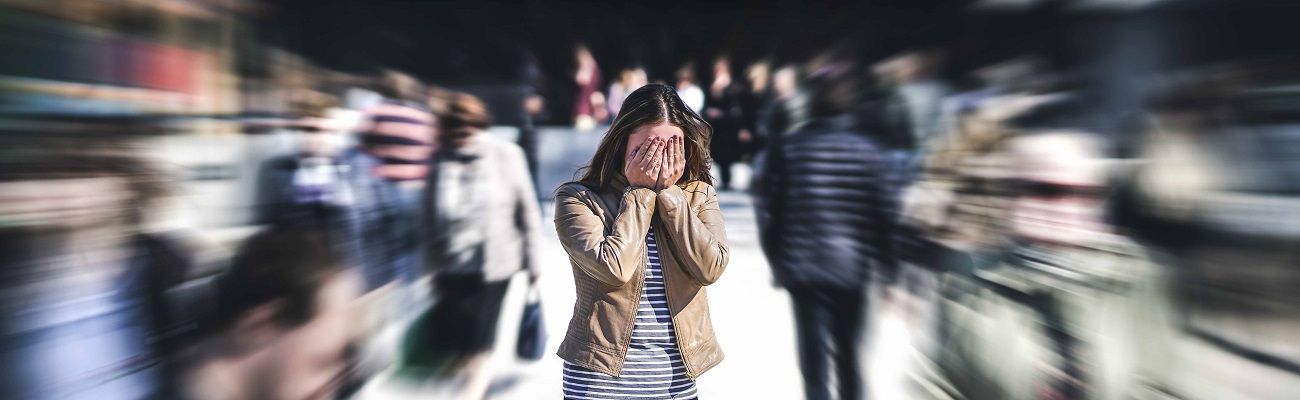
562, 226, 698, 399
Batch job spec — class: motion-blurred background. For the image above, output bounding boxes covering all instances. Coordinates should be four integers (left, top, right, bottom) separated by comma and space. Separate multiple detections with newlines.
2, 0, 1300, 399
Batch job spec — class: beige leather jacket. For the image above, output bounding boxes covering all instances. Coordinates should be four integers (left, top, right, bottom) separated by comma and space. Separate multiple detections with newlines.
553, 178, 729, 379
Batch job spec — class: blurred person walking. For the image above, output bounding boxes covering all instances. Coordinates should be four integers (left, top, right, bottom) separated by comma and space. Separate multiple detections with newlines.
574, 45, 607, 130
874, 50, 953, 185
608, 67, 648, 121
554, 83, 729, 400
903, 83, 1179, 400
1113, 65, 1300, 397
340, 94, 436, 294
929, 130, 1175, 400
519, 52, 550, 179
332, 85, 439, 390
752, 65, 805, 152
675, 64, 705, 113
752, 62, 900, 400
748, 64, 803, 193
422, 93, 543, 400
739, 60, 772, 154
704, 56, 749, 191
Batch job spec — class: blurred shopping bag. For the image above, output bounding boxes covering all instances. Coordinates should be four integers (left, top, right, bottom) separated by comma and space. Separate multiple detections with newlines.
515, 283, 546, 361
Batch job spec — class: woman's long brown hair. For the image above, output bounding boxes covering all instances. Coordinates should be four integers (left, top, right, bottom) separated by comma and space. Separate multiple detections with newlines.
574, 83, 713, 192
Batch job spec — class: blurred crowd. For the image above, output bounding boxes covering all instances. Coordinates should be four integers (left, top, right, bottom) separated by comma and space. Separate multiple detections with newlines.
744, 45, 1300, 400
3, 0, 1300, 399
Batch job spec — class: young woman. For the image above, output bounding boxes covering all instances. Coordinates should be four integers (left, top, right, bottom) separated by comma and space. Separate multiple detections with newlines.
555, 83, 730, 400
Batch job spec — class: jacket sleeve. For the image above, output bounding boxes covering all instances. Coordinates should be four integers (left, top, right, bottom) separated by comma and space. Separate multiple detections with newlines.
655, 184, 730, 286
553, 185, 656, 286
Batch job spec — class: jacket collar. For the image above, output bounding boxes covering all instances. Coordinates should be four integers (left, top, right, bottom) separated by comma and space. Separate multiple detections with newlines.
608, 173, 631, 194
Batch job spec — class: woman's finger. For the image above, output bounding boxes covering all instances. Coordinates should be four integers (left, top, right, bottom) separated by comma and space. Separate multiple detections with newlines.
647, 151, 662, 176
661, 144, 673, 178
656, 147, 666, 168
674, 138, 682, 169
665, 139, 676, 167
640, 144, 653, 169
651, 138, 666, 166
635, 139, 654, 163
665, 137, 675, 175
674, 136, 684, 167
639, 138, 660, 166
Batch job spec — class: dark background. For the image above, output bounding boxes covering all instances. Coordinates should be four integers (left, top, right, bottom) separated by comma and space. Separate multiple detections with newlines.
259, 0, 1300, 123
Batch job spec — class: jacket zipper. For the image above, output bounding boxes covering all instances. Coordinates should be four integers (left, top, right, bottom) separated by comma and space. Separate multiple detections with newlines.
655, 219, 696, 380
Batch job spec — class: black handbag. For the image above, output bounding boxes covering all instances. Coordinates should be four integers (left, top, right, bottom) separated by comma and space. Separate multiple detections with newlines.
515, 283, 547, 361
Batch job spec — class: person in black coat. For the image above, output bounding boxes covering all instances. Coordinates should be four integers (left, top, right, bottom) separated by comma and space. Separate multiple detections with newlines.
752, 61, 900, 400
705, 56, 749, 191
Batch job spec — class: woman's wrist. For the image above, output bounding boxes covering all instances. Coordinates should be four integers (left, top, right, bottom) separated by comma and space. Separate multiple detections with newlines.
623, 186, 658, 210
624, 185, 655, 195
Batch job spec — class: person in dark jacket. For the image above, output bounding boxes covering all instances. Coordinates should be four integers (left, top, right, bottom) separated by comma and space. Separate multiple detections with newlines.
752, 60, 900, 400
739, 60, 771, 162
339, 98, 437, 293
705, 56, 749, 191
